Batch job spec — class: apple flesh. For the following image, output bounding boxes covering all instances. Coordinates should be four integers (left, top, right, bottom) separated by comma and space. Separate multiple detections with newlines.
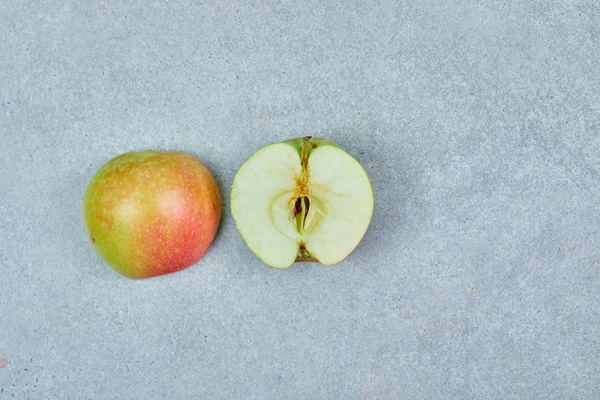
231, 137, 374, 269
83, 151, 222, 279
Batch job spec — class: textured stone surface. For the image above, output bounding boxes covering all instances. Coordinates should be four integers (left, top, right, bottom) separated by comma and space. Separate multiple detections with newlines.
1, 1, 599, 398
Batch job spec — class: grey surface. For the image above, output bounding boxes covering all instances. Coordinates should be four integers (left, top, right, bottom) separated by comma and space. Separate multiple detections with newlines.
1, 1, 599, 399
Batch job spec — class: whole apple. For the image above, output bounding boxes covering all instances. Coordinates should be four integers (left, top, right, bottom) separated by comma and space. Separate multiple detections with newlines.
83, 151, 222, 279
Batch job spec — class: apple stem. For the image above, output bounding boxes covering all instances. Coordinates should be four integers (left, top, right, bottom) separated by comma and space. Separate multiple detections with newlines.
300, 136, 311, 186
292, 136, 313, 233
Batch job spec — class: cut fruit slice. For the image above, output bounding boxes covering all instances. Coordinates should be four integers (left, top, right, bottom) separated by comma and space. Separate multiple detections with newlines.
231, 136, 374, 269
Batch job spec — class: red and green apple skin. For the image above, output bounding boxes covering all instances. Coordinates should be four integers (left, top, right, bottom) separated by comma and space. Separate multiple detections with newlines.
82, 151, 222, 279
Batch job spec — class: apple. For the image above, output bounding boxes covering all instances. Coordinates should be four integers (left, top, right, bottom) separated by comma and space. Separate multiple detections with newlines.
231, 136, 374, 269
82, 151, 222, 279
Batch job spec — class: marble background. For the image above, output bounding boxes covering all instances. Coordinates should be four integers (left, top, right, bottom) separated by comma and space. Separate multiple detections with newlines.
1, 1, 599, 398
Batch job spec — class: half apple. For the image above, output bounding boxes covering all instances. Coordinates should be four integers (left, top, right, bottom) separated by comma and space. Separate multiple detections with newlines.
231, 137, 374, 269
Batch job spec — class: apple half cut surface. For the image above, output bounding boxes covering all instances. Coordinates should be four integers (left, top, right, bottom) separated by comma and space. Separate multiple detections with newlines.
231, 136, 374, 269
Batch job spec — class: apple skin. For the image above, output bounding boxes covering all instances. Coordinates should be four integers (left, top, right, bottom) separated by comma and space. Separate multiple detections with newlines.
82, 151, 222, 279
